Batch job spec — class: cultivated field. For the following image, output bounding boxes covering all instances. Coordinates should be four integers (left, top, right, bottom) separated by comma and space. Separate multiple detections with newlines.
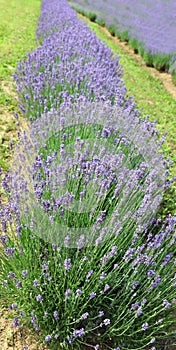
71, 0, 176, 84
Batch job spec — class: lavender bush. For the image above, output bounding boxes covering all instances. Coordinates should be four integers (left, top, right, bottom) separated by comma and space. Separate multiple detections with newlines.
1, 210, 175, 350
1, 102, 176, 349
71, 0, 176, 74
6, 101, 169, 245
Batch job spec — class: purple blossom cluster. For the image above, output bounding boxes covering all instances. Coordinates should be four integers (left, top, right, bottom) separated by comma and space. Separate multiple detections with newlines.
72, 0, 176, 71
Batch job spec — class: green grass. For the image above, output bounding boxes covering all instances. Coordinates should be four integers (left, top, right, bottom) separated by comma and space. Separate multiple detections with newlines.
172, 71, 176, 85
0, 0, 41, 171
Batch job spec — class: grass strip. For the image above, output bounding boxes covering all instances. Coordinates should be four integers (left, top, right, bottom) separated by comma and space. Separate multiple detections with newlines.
0, 0, 41, 171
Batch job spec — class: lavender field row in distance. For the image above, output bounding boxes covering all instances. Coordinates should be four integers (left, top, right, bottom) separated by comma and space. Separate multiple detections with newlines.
70, 0, 176, 84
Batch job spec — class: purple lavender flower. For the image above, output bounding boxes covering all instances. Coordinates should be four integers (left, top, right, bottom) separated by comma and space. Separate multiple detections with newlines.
0, 234, 8, 245
54, 311, 59, 320
100, 272, 106, 279
60, 208, 65, 216
30, 312, 39, 331
86, 270, 93, 280
94, 345, 99, 350
76, 289, 82, 296
99, 311, 104, 317
90, 292, 96, 300
19, 311, 25, 318
113, 263, 118, 269
33, 279, 39, 287
162, 299, 171, 309
5, 247, 15, 258
15, 280, 22, 288
77, 235, 85, 249
136, 307, 143, 316
131, 302, 140, 310
65, 289, 71, 299
132, 281, 139, 289
73, 328, 85, 338
9, 303, 18, 310
2, 280, 8, 286
147, 270, 156, 278
13, 317, 19, 327
36, 294, 43, 302
161, 254, 172, 267
67, 337, 73, 343
157, 318, 163, 324
8, 272, 16, 279
103, 318, 110, 326
142, 322, 149, 331
141, 298, 147, 306
45, 335, 52, 342
81, 312, 89, 319
22, 270, 28, 278
64, 258, 71, 270
64, 235, 70, 247
104, 283, 110, 292
42, 263, 49, 271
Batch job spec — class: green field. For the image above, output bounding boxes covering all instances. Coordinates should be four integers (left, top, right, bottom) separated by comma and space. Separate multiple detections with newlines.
0, 0, 41, 170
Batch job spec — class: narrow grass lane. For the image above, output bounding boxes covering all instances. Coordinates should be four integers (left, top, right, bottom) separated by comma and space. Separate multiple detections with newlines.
0, 0, 41, 170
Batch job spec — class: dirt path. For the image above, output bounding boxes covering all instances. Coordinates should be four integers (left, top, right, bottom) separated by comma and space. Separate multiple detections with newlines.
0, 307, 48, 350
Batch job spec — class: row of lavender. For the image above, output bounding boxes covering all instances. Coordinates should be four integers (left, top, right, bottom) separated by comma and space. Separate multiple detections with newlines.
71, 0, 176, 83
14, 0, 130, 120
0, 0, 176, 349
